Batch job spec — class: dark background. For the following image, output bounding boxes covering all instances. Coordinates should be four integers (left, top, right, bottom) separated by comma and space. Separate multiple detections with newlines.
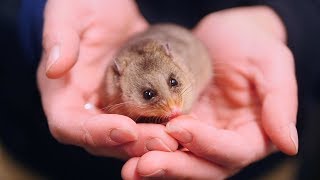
1, 0, 319, 179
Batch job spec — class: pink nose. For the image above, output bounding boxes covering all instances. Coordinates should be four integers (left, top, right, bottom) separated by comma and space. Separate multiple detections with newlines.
168, 106, 182, 120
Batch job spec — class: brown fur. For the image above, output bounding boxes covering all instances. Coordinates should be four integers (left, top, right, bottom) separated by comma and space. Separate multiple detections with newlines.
103, 24, 213, 123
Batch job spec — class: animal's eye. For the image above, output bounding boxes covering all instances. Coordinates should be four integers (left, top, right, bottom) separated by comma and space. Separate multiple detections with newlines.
143, 89, 156, 100
169, 78, 178, 87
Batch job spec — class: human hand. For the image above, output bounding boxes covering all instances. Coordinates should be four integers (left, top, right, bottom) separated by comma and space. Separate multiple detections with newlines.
122, 6, 298, 179
37, 0, 178, 159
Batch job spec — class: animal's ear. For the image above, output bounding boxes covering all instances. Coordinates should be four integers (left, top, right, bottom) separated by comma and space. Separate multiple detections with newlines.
112, 58, 126, 75
160, 42, 172, 57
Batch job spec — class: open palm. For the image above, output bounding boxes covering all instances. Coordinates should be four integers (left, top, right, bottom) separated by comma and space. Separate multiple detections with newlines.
122, 6, 298, 179
37, 0, 178, 159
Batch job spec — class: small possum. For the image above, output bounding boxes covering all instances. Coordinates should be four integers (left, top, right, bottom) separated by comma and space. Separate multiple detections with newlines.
103, 24, 212, 123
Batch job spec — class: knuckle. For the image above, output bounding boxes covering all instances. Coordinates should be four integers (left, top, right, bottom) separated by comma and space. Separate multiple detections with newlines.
80, 129, 96, 148
79, 120, 99, 148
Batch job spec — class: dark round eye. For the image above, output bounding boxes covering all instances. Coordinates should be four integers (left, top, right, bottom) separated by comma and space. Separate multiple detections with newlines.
143, 89, 156, 100
169, 78, 178, 87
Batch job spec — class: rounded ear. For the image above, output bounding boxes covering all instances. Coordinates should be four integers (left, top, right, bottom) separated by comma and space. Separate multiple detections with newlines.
112, 58, 127, 76
131, 39, 172, 57
112, 59, 122, 76
104, 60, 122, 99
162, 42, 172, 57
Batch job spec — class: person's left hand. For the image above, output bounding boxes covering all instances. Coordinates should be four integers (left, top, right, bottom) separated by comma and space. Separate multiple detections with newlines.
121, 6, 298, 179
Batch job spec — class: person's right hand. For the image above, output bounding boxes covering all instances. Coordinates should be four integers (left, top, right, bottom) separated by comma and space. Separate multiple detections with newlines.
37, 0, 178, 159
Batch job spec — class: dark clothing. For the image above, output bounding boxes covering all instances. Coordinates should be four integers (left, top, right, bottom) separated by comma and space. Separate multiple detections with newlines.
1, 0, 319, 179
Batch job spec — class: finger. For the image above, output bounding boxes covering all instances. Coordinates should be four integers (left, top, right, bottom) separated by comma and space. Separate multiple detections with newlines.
121, 157, 141, 180
46, 107, 178, 157
253, 44, 298, 155
45, 109, 138, 148
123, 151, 233, 179
123, 123, 179, 157
165, 116, 273, 168
42, 0, 80, 78
41, 86, 178, 157
85, 119, 179, 157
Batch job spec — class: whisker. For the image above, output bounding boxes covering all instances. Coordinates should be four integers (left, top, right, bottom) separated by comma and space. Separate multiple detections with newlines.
107, 102, 133, 112
181, 83, 192, 96
102, 101, 134, 113
100, 93, 123, 111
179, 84, 193, 104
133, 107, 169, 124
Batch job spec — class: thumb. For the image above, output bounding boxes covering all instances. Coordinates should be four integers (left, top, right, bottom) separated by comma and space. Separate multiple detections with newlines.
42, 1, 80, 78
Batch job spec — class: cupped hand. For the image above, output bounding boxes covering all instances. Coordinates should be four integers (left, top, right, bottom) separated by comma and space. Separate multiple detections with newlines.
122, 6, 298, 179
37, 0, 178, 159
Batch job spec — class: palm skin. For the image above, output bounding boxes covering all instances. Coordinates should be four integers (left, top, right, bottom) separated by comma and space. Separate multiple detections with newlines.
37, 1, 298, 179
37, 0, 179, 159
121, 6, 298, 179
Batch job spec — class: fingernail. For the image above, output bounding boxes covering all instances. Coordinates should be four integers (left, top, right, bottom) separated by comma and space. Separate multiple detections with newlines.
142, 169, 165, 178
146, 138, 172, 152
109, 128, 137, 144
289, 122, 299, 153
46, 45, 60, 72
166, 123, 193, 143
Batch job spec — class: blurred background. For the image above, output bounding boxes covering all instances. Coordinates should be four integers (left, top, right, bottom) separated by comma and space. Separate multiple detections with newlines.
1, 0, 318, 179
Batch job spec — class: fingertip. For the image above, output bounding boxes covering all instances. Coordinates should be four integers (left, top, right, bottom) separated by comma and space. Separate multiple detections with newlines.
82, 114, 138, 147
128, 124, 179, 156
45, 45, 60, 73
136, 151, 167, 177
264, 121, 299, 155
166, 115, 198, 127
165, 123, 193, 144
109, 128, 138, 144
261, 94, 299, 155
45, 57, 77, 78
145, 138, 173, 152
45, 62, 75, 79
44, 43, 79, 78
289, 122, 299, 155
122, 157, 141, 180
279, 122, 298, 155
165, 115, 199, 144
43, 29, 80, 78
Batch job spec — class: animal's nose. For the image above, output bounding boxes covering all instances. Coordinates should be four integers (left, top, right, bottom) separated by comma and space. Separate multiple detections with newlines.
168, 105, 182, 120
